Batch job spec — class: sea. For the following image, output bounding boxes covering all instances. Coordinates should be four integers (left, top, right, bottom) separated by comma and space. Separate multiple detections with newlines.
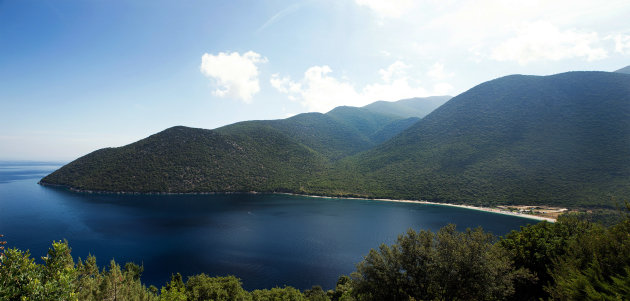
0, 161, 537, 290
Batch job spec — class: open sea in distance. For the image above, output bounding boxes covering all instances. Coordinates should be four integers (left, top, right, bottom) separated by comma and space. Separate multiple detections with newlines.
0, 162, 537, 290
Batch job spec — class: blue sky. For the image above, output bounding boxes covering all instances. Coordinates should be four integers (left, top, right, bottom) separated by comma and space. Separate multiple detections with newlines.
1, 0, 629, 161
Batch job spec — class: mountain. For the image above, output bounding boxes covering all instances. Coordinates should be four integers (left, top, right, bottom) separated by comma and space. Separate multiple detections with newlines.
363, 96, 451, 118
615, 65, 630, 74
322, 71, 630, 207
218, 113, 376, 161
214, 96, 448, 160
41, 72, 630, 207
40, 97, 437, 192
40, 126, 328, 193
325, 106, 420, 144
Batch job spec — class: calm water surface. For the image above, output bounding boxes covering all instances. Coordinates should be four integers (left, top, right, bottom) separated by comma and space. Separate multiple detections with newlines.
0, 162, 537, 290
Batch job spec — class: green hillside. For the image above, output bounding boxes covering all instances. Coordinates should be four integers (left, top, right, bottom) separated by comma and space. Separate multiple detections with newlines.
370, 117, 421, 144
40, 126, 327, 193
216, 101, 427, 160
40, 99, 428, 192
218, 113, 374, 161
321, 71, 630, 207
41, 71, 630, 207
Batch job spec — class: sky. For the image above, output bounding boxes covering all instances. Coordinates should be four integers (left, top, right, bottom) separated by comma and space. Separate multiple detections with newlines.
1, 0, 629, 161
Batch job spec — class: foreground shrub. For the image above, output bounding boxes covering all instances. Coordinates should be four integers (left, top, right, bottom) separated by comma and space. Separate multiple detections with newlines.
351, 224, 516, 301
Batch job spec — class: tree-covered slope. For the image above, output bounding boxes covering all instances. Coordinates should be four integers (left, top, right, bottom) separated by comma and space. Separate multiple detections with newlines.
40, 98, 428, 192
40, 126, 327, 193
41, 72, 630, 207
323, 71, 630, 207
217, 102, 422, 160
369, 117, 421, 144
223, 112, 377, 161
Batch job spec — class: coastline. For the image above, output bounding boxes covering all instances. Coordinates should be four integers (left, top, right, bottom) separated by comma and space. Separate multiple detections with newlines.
279, 193, 557, 223
379, 199, 557, 222
39, 182, 556, 222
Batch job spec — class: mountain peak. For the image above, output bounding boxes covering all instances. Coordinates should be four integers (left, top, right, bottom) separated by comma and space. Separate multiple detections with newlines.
39, 71, 630, 207
362, 96, 451, 119
348, 71, 630, 207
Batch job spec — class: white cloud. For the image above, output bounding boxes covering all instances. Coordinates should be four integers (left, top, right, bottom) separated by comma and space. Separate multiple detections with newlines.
378, 60, 409, 83
354, 0, 414, 18
426, 63, 454, 80
607, 34, 630, 55
270, 74, 301, 94
491, 21, 608, 64
296, 66, 363, 112
200, 51, 267, 102
428, 0, 629, 41
432, 82, 454, 96
362, 78, 428, 103
415, 0, 629, 63
271, 62, 452, 113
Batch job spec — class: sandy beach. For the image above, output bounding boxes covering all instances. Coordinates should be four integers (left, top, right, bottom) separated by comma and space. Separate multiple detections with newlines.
280, 193, 557, 222
376, 199, 557, 222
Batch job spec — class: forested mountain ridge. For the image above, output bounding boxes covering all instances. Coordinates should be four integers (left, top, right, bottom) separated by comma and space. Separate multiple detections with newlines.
40, 126, 329, 192
214, 96, 450, 160
41, 71, 630, 207
40, 97, 442, 192
317, 71, 630, 207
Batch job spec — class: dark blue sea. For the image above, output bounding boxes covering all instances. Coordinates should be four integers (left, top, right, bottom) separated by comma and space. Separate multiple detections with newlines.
0, 162, 537, 290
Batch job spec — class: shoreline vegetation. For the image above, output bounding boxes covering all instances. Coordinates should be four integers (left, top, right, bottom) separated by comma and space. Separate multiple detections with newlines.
38, 182, 559, 222
3, 212, 629, 300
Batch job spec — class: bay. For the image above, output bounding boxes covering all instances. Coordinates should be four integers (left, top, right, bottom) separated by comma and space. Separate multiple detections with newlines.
0, 162, 536, 290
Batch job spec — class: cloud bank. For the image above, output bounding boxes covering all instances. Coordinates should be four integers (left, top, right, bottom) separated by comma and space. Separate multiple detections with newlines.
491, 21, 608, 64
200, 51, 267, 102
272, 61, 452, 112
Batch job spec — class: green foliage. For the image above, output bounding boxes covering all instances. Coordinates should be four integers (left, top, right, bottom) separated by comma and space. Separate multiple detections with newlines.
40, 97, 429, 194
3, 215, 630, 300
327, 276, 354, 301
185, 274, 250, 301
160, 274, 187, 301
564, 201, 630, 226
41, 125, 330, 193
75, 255, 101, 300
352, 225, 516, 301
0, 241, 157, 301
369, 117, 420, 145
0, 247, 44, 300
41, 240, 77, 300
498, 216, 593, 300
251, 286, 305, 301
0, 240, 79, 300
40, 72, 630, 209
303, 285, 329, 301
327, 71, 630, 207
548, 218, 630, 300
349, 215, 630, 300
